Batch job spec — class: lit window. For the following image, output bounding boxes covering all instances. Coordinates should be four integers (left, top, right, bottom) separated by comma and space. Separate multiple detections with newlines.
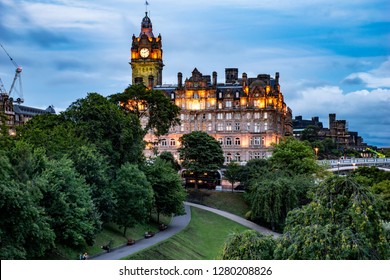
226, 113, 232, 119
217, 113, 224, 120
254, 123, 260, 133
254, 112, 260, 119
226, 123, 232, 131
207, 123, 212, 131
226, 101, 232, 108
217, 123, 224, 131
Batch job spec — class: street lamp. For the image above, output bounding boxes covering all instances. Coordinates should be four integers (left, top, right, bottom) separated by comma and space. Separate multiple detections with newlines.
314, 147, 319, 159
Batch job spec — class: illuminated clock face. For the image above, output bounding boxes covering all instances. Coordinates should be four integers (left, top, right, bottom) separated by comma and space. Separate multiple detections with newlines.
140, 48, 150, 58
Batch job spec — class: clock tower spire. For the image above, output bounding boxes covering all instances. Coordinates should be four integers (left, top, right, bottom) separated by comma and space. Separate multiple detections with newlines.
130, 10, 164, 87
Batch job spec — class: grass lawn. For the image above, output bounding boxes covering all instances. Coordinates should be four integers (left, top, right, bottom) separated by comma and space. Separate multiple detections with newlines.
187, 189, 249, 217
202, 191, 249, 217
122, 207, 250, 260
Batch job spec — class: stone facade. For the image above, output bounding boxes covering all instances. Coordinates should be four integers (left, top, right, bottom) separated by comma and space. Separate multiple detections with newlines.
131, 13, 293, 164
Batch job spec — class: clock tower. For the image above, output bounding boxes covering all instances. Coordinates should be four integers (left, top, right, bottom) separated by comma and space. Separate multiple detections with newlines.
130, 12, 164, 87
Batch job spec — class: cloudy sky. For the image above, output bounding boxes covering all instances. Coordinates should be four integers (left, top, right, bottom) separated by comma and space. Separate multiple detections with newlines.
0, 0, 389, 147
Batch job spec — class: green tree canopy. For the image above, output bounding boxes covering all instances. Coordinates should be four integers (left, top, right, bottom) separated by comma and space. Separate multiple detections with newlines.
372, 180, 390, 222
64, 92, 144, 167
220, 230, 276, 260
70, 145, 116, 224
270, 137, 319, 175
245, 170, 310, 231
110, 84, 180, 137
178, 131, 224, 189
275, 175, 390, 259
224, 162, 242, 192
112, 163, 154, 236
158, 151, 181, 171
34, 157, 101, 248
0, 180, 55, 259
144, 157, 186, 223
17, 113, 85, 160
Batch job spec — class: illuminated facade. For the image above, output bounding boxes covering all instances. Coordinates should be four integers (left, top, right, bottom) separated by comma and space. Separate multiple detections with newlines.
131, 13, 293, 164
130, 12, 163, 87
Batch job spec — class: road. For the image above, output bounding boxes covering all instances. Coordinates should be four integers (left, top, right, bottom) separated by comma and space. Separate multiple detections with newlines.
90, 202, 279, 260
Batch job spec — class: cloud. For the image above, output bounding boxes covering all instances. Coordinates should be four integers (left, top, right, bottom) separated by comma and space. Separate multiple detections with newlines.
343, 58, 390, 88
288, 85, 390, 146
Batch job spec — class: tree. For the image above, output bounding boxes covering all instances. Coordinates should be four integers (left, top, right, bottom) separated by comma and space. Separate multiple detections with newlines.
7, 141, 46, 184
178, 131, 224, 190
64, 92, 145, 167
110, 84, 180, 137
224, 162, 242, 192
144, 157, 186, 223
158, 151, 181, 171
245, 170, 301, 231
70, 145, 116, 224
113, 163, 154, 236
220, 230, 276, 260
300, 125, 320, 142
237, 158, 270, 188
35, 157, 101, 248
0, 179, 55, 259
275, 175, 390, 259
17, 113, 85, 160
372, 180, 390, 222
270, 137, 320, 175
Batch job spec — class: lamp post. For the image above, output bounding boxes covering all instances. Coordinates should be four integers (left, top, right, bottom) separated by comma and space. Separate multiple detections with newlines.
314, 147, 319, 159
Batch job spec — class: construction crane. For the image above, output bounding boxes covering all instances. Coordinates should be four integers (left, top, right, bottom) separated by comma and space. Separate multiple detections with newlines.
0, 43, 24, 104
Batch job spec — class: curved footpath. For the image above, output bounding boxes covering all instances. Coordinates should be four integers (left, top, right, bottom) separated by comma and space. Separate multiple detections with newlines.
91, 202, 279, 260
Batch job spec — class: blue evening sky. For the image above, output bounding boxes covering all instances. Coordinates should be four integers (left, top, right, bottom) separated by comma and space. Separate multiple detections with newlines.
0, 0, 389, 147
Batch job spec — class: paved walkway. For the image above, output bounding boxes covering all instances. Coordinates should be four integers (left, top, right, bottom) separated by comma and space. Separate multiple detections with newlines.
186, 202, 281, 238
91, 204, 191, 260
91, 202, 279, 260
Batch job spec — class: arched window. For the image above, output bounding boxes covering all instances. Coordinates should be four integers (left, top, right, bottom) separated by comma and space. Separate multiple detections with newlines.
226, 137, 232, 146
235, 137, 241, 146
170, 139, 176, 146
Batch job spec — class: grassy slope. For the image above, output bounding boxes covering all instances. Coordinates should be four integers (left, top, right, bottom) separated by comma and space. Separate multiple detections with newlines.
123, 207, 249, 260
202, 191, 249, 217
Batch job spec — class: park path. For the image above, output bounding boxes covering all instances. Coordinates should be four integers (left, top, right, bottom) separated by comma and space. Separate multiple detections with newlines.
185, 202, 281, 238
91, 202, 279, 260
